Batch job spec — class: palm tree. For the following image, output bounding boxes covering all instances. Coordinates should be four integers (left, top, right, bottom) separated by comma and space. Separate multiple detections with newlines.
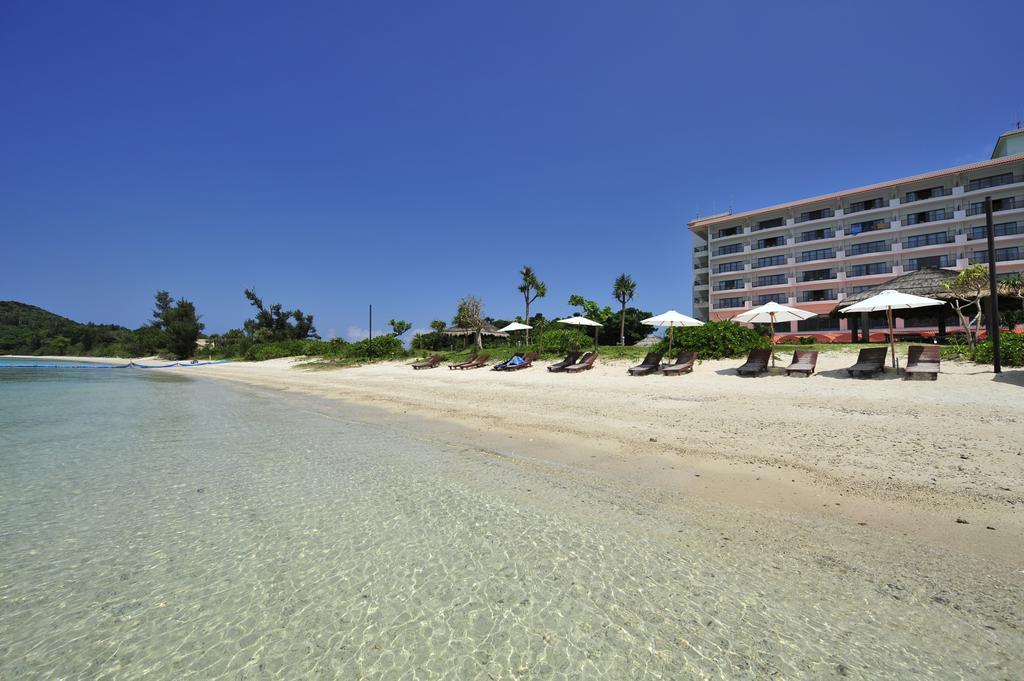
518, 266, 547, 345
613, 273, 636, 346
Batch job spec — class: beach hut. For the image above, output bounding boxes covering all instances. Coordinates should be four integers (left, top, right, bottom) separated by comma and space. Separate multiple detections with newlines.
442, 323, 509, 349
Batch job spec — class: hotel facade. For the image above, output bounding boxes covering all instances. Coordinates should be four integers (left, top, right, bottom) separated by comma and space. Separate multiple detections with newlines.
689, 129, 1024, 335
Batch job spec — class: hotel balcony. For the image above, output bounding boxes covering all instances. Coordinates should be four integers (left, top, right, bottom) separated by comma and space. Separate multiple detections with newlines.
903, 208, 951, 226
903, 187, 952, 204
966, 195, 1022, 216
967, 221, 1022, 240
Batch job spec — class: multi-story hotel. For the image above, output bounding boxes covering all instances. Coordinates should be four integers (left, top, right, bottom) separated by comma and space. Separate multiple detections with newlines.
689, 128, 1024, 336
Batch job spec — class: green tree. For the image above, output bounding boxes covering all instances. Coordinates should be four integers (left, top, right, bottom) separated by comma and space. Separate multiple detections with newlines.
243, 288, 318, 341
389, 319, 412, 337
454, 296, 485, 349
163, 299, 203, 359
518, 266, 547, 345
943, 265, 990, 352
612, 274, 637, 346
567, 294, 612, 325
1000, 273, 1024, 329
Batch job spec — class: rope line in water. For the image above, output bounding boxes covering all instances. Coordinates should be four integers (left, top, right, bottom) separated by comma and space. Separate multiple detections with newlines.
0, 360, 229, 369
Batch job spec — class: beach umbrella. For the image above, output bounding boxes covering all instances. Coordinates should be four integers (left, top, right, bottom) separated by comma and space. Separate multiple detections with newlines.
732, 302, 817, 366
499, 321, 533, 346
640, 310, 704, 357
556, 316, 603, 350
839, 290, 943, 369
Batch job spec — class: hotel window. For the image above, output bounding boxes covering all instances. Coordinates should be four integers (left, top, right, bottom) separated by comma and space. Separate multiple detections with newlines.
905, 209, 947, 225
754, 217, 785, 231
796, 207, 834, 223
755, 274, 787, 287
798, 227, 833, 242
848, 240, 888, 255
974, 247, 1020, 264
717, 260, 744, 273
797, 248, 834, 263
715, 297, 744, 309
969, 222, 1021, 240
717, 243, 744, 255
798, 289, 835, 302
717, 226, 741, 238
715, 278, 744, 291
906, 255, 953, 271
969, 173, 1014, 191
904, 232, 950, 248
800, 268, 834, 282
848, 197, 885, 214
849, 219, 887, 234
968, 196, 1017, 215
757, 293, 787, 305
849, 262, 892, 277
797, 317, 840, 331
755, 255, 786, 268
905, 186, 945, 202
756, 235, 785, 249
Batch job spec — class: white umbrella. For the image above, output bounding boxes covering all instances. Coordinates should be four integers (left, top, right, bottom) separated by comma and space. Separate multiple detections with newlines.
640, 310, 704, 357
839, 290, 943, 369
732, 302, 817, 366
498, 322, 533, 332
556, 316, 603, 350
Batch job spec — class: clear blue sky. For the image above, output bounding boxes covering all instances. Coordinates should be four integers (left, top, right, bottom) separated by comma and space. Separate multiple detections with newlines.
2, 1, 1022, 338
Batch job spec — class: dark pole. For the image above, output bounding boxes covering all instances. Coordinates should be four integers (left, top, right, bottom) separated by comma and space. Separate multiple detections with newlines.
984, 196, 1002, 373
368, 304, 373, 360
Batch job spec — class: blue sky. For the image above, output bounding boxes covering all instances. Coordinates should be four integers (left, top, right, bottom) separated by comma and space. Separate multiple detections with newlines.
2, 1, 1022, 338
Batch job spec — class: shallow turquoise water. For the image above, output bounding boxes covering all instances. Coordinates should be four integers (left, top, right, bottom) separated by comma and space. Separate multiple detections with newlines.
0, 360, 1020, 679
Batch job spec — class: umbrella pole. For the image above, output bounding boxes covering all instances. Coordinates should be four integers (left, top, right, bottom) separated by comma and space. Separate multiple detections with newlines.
770, 313, 776, 367
594, 326, 599, 351
668, 326, 674, 357
887, 307, 897, 371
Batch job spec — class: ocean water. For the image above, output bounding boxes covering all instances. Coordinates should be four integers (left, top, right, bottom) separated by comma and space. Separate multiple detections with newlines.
0, 359, 1020, 680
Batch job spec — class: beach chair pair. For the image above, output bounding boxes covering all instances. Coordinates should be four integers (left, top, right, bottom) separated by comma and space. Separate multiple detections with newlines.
448, 353, 490, 370
628, 351, 697, 376
845, 346, 939, 379
736, 348, 819, 376
411, 354, 444, 370
493, 352, 539, 371
548, 351, 597, 373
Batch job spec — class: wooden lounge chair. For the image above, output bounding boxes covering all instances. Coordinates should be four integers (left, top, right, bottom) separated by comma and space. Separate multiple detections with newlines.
661, 351, 697, 376
492, 353, 524, 371
448, 353, 477, 370
904, 345, 940, 380
785, 350, 818, 377
628, 352, 664, 376
505, 352, 539, 371
456, 353, 490, 370
547, 351, 582, 372
412, 354, 443, 370
846, 347, 887, 377
736, 349, 772, 376
564, 352, 597, 373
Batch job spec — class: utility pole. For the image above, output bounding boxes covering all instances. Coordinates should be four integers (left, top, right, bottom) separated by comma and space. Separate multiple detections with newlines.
368, 304, 373, 360
984, 197, 1002, 373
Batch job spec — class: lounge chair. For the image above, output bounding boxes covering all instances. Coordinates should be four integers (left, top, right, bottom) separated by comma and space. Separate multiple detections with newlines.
547, 351, 582, 372
456, 353, 490, 370
628, 352, 664, 376
846, 347, 887, 377
505, 352, 539, 371
661, 351, 697, 376
448, 353, 477, 370
736, 349, 772, 376
412, 354, 443, 370
492, 353, 524, 371
904, 345, 940, 380
564, 352, 597, 373
785, 350, 818, 377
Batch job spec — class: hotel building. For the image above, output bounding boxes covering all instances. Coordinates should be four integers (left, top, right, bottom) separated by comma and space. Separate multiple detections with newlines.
689, 128, 1024, 335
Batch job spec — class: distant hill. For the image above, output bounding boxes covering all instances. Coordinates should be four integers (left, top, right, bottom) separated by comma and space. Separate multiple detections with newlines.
0, 301, 135, 356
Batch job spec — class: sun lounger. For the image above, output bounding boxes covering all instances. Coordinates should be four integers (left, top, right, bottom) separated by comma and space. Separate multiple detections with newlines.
785, 350, 818, 377
904, 345, 940, 380
628, 352, 664, 376
547, 351, 582, 372
456, 353, 490, 370
492, 353, 524, 371
736, 349, 772, 376
412, 354, 443, 370
661, 351, 697, 376
846, 347, 887, 377
448, 353, 477, 370
505, 352, 539, 371
564, 352, 597, 373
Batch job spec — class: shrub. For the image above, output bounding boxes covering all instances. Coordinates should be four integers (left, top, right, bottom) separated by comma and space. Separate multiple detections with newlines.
652, 321, 769, 359
345, 335, 405, 360
798, 336, 817, 345
244, 339, 330, 361
537, 328, 591, 355
973, 333, 1024, 367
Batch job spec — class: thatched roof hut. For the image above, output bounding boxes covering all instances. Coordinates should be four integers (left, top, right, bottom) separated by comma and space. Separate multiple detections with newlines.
830, 268, 959, 317
442, 323, 509, 338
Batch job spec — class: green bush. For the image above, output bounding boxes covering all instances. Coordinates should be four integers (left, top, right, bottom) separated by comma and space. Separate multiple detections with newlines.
244, 339, 331, 361
345, 335, 406, 360
537, 328, 591, 355
973, 333, 1024, 367
652, 321, 770, 359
